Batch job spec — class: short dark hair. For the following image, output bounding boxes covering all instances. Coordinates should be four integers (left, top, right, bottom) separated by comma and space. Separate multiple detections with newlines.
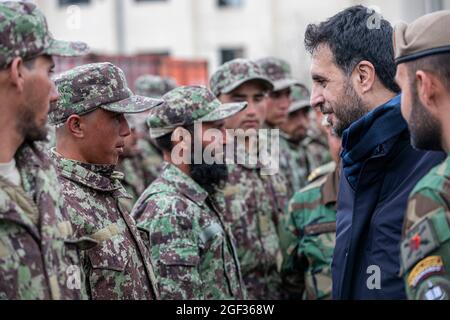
305, 5, 400, 93
406, 53, 450, 92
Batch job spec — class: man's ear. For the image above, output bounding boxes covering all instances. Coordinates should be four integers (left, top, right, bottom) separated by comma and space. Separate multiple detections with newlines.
9, 57, 26, 92
415, 71, 442, 116
66, 115, 85, 138
351, 60, 376, 95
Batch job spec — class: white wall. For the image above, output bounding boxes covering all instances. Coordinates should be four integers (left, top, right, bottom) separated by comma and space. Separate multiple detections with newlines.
35, 0, 118, 54
34, 0, 449, 85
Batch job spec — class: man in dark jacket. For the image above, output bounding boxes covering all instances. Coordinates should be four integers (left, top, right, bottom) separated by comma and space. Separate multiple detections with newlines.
304, 5, 445, 299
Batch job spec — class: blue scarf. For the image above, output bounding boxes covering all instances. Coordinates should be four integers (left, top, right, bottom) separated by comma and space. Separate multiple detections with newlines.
341, 95, 407, 190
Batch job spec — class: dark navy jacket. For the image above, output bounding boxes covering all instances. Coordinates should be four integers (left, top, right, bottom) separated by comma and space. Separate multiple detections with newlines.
332, 96, 446, 299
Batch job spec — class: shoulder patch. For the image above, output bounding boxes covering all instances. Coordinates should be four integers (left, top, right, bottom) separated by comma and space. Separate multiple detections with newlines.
407, 256, 445, 288
401, 214, 440, 271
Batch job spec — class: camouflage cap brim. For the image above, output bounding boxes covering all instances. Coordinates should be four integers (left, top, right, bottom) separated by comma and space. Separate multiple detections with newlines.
220, 76, 274, 95
101, 95, 164, 114
200, 102, 247, 122
288, 100, 311, 114
148, 101, 247, 139
273, 78, 302, 92
44, 38, 90, 57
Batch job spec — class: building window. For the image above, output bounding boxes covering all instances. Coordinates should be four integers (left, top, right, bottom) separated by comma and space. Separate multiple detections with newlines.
218, 0, 243, 8
58, 0, 90, 7
220, 47, 245, 64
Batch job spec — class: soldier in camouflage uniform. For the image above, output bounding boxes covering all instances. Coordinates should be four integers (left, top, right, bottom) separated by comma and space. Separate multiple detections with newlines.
210, 58, 288, 299
0, 1, 91, 300
280, 122, 341, 300
116, 77, 176, 212
394, 12, 450, 300
134, 75, 177, 184
49, 62, 163, 300
131, 86, 247, 300
278, 85, 328, 195
256, 58, 305, 198
116, 116, 148, 212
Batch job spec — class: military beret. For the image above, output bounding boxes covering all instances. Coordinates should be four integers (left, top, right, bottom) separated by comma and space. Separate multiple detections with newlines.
394, 10, 450, 64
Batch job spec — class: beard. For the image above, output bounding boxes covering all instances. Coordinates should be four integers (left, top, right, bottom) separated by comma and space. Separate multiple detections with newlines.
188, 135, 229, 195
408, 84, 443, 151
17, 105, 48, 143
191, 162, 228, 196
332, 81, 370, 137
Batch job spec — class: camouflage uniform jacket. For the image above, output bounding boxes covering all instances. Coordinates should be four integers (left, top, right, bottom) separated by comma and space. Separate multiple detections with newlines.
279, 134, 323, 197
280, 162, 339, 300
401, 153, 450, 300
138, 138, 163, 186
117, 154, 147, 213
131, 163, 246, 300
222, 161, 288, 299
302, 135, 331, 168
0, 143, 87, 300
51, 151, 159, 300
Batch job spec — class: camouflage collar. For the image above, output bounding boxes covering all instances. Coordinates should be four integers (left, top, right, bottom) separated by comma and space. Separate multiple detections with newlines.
160, 162, 209, 205
51, 150, 129, 196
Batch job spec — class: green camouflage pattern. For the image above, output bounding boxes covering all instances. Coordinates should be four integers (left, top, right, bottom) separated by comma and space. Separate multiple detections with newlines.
116, 154, 147, 213
116, 141, 163, 212
280, 164, 339, 300
221, 161, 288, 299
135, 75, 177, 98
209, 58, 273, 97
147, 86, 247, 138
305, 133, 332, 166
138, 138, 164, 185
49, 62, 163, 125
279, 134, 326, 198
51, 151, 159, 300
0, 142, 88, 300
289, 85, 311, 114
131, 163, 246, 300
0, 1, 88, 69
401, 153, 450, 300
256, 57, 300, 91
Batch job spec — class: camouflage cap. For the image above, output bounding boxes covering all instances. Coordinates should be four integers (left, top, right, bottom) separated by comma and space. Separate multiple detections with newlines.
147, 86, 247, 138
209, 58, 274, 97
49, 62, 164, 125
256, 57, 301, 92
288, 84, 311, 114
135, 75, 177, 98
0, 1, 89, 69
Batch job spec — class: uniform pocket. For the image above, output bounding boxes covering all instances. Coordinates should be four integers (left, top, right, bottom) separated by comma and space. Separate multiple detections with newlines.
86, 223, 130, 272
160, 244, 200, 267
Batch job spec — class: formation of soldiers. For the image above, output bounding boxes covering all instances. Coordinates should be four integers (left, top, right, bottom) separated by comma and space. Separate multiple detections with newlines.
0, 1, 449, 301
